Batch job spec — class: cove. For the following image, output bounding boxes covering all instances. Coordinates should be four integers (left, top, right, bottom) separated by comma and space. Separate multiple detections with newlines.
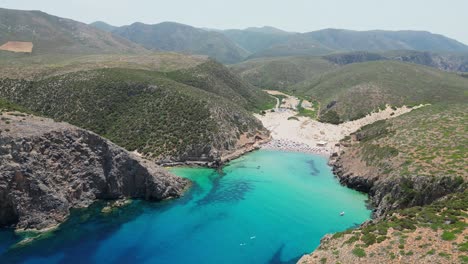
0, 150, 371, 264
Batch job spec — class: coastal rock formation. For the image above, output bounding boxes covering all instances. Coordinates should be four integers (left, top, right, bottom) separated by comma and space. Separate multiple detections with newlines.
332, 157, 465, 217
0, 112, 188, 231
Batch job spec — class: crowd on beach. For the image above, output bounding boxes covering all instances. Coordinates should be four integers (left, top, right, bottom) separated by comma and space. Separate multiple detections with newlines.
260, 139, 332, 156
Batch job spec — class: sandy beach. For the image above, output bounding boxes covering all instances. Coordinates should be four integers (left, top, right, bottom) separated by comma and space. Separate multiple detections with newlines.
256, 91, 425, 156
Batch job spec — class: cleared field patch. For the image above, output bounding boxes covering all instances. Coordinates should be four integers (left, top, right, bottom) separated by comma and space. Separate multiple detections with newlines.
0, 41, 33, 53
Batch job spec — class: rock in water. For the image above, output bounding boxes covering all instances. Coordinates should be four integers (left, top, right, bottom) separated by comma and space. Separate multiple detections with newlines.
0, 112, 189, 231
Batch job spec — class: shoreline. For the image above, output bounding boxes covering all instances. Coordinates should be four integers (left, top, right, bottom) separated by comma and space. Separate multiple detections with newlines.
259, 139, 333, 157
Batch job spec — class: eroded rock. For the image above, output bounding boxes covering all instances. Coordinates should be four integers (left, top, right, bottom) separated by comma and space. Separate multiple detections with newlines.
0, 112, 189, 231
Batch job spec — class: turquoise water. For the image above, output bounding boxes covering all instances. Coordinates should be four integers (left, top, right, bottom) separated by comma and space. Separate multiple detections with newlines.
0, 150, 370, 264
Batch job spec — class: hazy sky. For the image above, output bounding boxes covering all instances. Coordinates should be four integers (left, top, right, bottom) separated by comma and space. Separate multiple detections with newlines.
1, 0, 467, 44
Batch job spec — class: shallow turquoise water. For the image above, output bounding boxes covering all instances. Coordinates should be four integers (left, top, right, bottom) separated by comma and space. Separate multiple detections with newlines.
0, 150, 370, 264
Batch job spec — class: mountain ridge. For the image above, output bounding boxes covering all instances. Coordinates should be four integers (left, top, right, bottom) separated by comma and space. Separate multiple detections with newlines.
0, 8, 147, 55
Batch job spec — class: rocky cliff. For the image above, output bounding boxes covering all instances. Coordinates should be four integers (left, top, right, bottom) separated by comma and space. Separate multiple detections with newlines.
332, 157, 465, 218
0, 112, 188, 231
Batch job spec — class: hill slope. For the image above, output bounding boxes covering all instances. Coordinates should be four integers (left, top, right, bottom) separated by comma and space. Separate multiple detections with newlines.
292, 61, 468, 122
0, 8, 146, 55
112, 22, 249, 63
230, 56, 338, 89
0, 63, 273, 163
167, 60, 273, 110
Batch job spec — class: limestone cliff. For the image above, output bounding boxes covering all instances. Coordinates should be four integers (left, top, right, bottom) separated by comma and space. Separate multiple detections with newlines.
0, 112, 188, 231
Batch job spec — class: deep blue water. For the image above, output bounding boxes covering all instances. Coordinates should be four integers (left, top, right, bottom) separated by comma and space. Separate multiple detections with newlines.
0, 150, 371, 264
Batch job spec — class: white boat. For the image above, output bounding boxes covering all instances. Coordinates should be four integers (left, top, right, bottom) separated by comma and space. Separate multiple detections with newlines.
340, 211, 345, 216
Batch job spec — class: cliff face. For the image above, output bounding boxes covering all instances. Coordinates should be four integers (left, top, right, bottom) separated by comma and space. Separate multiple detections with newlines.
332, 157, 465, 217
0, 112, 188, 231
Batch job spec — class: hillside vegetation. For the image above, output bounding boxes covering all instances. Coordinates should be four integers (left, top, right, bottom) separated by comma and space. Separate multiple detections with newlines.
0, 8, 146, 56
291, 61, 468, 122
0, 53, 210, 80
345, 104, 467, 179
0, 65, 272, 163
168, 60, 273, 111
230, 56, 337, 90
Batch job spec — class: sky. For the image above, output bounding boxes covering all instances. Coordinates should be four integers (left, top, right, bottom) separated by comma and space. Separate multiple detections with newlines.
1, 0, 467, 44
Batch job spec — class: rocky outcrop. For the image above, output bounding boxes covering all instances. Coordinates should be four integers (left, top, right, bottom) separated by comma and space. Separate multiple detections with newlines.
390, 51, 468, 72
0, 112, 189, 231
369, 175, 465, 217
331, 155, 466, 217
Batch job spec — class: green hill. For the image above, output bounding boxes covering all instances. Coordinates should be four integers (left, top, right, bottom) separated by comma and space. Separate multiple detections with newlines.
291, 61, 468, 122
0, 66, 271, 163
167, 60, 273, 111
0, 8, 146, 55
112, 22, 249, 64
230, 56, 337, 89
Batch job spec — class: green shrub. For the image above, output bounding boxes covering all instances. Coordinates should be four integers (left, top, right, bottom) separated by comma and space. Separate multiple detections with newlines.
351, 247, 366, 258
319, 110, 341, 124
361, 233, 376, 246
459, 242, 468, 252
441, 231, 456, 241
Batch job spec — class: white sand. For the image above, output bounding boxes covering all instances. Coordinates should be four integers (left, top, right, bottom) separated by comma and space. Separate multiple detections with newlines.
257, 91, 426, 156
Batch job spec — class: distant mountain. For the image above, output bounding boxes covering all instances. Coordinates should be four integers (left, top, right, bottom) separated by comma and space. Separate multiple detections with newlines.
0, 8, 146, 55
221, 27, 293, 54
246, 29, 468, 59
90, 21, 117, 32
244, 26, 292, 35
305, 29, 468, 52
246, 34, 334, 59
112, 22, 249, 63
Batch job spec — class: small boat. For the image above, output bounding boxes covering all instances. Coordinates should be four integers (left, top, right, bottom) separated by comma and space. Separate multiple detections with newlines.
250, 236, 256, 240
340, 211, 345, 216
